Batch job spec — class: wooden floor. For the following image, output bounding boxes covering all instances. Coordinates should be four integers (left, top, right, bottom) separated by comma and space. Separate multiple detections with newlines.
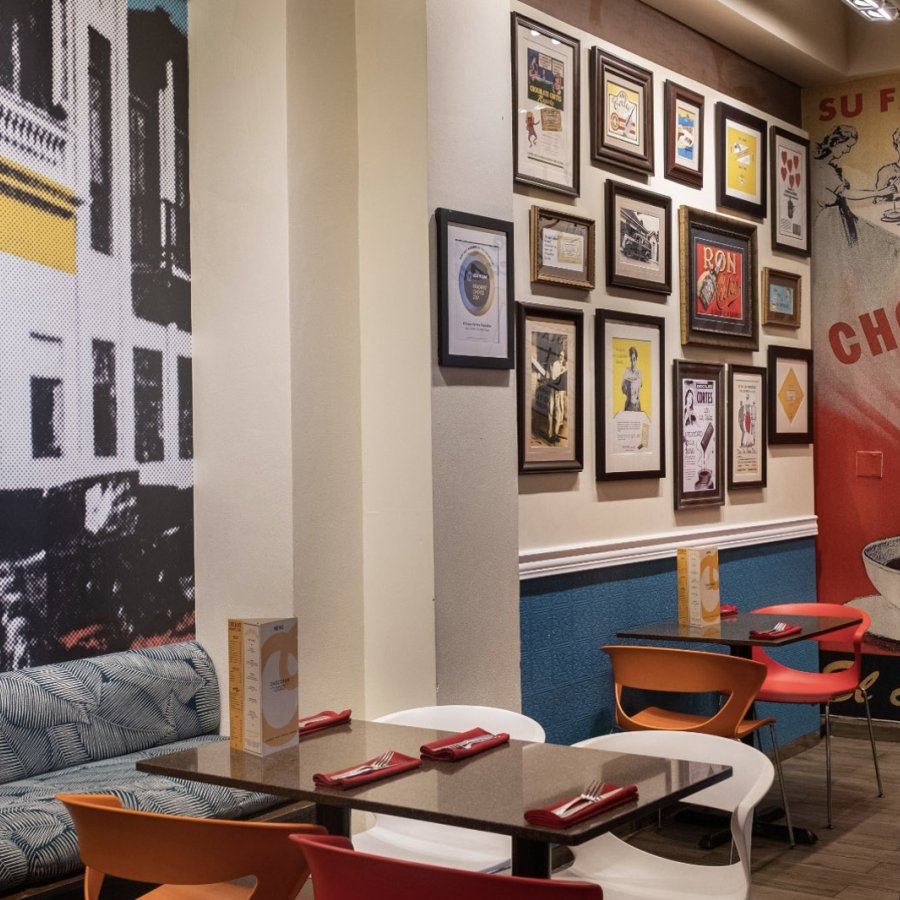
624, 732, 900, 899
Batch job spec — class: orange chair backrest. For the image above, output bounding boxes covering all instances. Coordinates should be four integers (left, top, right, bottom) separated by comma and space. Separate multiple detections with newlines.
58, 793, 325, 900
602, 644, 766, 739
290, 834, 604, 900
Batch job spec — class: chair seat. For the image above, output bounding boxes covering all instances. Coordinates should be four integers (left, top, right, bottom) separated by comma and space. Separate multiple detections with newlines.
352, 821, 511, 873
755, 665, 859, 704
145, 882, 252, 900
632, 707, 773, 741
556, 832, 749, 900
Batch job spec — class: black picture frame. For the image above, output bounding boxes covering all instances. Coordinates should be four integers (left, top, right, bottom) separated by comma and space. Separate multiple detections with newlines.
664, 81, 704, 189
727, 364, 767, 490
770, 126, 811, 258
762, 267, 802, 329
517, 302, 584, 473
715, 102, 767, 219
768, 345, 813, 445
606, 180, 672, 295
511, 13, 581, 197
679, 206, 758, 350
436, 207, 514, 369
674, 359, 725, 510
590, 48, 654, 175
595, 309, 666, 481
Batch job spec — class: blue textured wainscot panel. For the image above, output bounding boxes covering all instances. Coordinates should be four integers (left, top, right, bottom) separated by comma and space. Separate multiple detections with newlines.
520, 538, 819, 746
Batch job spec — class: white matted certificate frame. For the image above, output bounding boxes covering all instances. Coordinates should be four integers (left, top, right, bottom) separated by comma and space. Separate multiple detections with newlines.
511, 13, 580, 197
436, 208, 514, 369
595, 309, 665, 481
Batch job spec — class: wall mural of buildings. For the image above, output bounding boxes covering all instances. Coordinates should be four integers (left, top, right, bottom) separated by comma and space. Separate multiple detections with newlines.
804, 74, 900, 720
0, 0, 192, 671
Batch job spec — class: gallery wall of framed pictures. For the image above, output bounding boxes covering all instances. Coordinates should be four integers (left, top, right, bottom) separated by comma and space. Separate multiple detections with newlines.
441, 5, 814, 544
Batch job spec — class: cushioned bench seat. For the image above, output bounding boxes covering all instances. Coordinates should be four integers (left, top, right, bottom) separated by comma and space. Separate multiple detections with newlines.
0, 641, 287, 895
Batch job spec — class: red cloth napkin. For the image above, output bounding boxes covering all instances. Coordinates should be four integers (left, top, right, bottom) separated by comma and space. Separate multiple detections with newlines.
313, 751, 421, 790
749, 623, 802, 640
524, 783, 638, 828
298, 709, 352, 735
420, 727, 510, 761
720, 604, 738, 617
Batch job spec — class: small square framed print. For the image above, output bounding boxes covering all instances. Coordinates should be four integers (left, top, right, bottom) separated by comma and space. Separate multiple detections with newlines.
715, 102, 767, 219
590, 48, 654, 175
664, 81, 704, 188
517, 303, 584, 473
436, 208, 514, 369
762, 268, 801, 329
530, 206, 595, 290
605, 181, 672, 295
728, 364, 767, 490
768, 345, 813, 445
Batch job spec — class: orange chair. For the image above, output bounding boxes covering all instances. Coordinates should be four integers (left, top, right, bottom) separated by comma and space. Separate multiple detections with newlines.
602, 644, 794, 844
58, 793, 325, 900
750, 602, 884, 827
290, 833, 603, 900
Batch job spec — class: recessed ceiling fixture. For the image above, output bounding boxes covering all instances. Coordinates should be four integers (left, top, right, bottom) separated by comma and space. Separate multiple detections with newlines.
842, 0, 900, 21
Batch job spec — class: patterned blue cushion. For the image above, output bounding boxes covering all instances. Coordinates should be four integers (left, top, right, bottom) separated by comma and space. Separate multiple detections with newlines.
0, 642, 220, 784
0, 735, 284, 893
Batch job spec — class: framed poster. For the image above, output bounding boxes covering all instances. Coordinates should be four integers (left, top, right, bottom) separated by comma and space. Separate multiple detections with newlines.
605, 180, 672, 295
595, 309, 665, 481
679, 206, 758, 350
511, 13, 580, 197
762, 268, 801, 328
530, 206, 595, 289
589, 48, 654, 175
517, 303, 584, 473
674, 360, 724, 509
770, 126, 811, 257
728, 364, 767, 490
436, 208, 514, 369
715, 102, 767, 219
664, 81, 704, 188
768, 345, 813, 445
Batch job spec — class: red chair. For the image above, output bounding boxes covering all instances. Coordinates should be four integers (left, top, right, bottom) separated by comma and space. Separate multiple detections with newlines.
290, 834, 603, 900
751, 602, 884, 827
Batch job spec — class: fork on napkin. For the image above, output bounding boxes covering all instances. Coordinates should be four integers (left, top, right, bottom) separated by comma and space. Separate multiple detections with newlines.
524, 783, 638, 828
313, 750, 421, 789
298, 709, 352, 736
420, 727, 510, 761
749, 621, 802, 640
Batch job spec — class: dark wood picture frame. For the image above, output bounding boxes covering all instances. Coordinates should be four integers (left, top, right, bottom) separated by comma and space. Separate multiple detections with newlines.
768, 345, 813, 445
511, 13, 581, 197
762, 267, 802, 328
664, 81, 704, 188
605, 180, 672, 295
679, 206, 758, 350
770, 126, 811, 258
674, 359, 725, 510
727, 364, 767, 490
590, 48, 654, 175
595, 309, 666, 481
715, 102, 767, 219
436, 208, 514, 369
530, 206, 595, 290
517, 302, 584, 473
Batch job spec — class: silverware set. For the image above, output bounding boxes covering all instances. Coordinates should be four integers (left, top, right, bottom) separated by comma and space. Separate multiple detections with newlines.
552, 780, 607, 817
340, 750, 394, 778
441, 733, 498, 751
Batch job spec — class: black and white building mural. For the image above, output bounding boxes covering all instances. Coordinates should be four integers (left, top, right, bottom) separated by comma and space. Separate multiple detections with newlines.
0, 0, 192, 670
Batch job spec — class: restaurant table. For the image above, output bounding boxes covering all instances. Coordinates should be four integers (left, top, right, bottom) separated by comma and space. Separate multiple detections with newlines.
136, 719, 731, 879
615, 610, 863, 846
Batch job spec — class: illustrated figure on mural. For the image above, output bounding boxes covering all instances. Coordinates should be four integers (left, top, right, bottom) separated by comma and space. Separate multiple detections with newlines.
0, 0, 193, 671
814, 124, 900, 246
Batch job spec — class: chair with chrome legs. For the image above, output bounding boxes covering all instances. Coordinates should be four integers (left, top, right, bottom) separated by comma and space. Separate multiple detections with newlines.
602, 644, 794, 846
750, 602, 884, 827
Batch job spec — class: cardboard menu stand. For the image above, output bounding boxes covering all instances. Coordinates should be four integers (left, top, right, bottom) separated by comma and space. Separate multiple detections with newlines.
228, 617, 299, 756
676, 547, 721, 627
